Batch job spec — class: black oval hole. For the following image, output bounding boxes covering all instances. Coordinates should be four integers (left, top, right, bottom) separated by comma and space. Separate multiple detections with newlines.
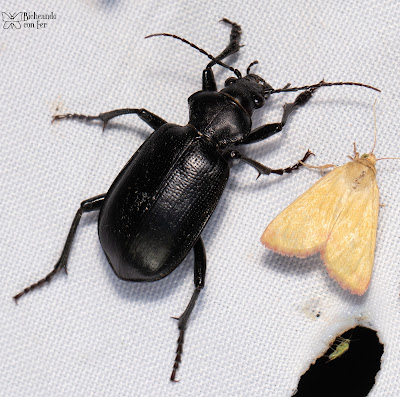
293, 326, 384, 397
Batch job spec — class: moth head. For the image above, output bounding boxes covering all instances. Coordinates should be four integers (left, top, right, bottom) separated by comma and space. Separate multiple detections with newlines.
360, 153, 377, 166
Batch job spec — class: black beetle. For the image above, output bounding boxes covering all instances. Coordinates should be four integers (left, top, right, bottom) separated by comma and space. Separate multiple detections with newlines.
14, 19, 379, 381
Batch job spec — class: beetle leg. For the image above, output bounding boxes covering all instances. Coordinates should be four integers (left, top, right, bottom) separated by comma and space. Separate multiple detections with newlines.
203, 19, 242, 91
170, 237, 206, 382
202, 69, 217, 92
13, 194, 105, 302
207, 18, 241, 69
241, 86, 320, 145
227, 150, 314, 178
53, 108, 167, 131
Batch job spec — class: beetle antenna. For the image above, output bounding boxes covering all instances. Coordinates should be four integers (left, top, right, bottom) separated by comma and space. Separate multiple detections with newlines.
265, 81, 380, 94
145, 33, 242, 78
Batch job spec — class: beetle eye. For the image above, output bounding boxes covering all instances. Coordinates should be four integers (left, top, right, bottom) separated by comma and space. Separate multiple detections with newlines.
253, 95, 263, 108
225, 77, 236, 86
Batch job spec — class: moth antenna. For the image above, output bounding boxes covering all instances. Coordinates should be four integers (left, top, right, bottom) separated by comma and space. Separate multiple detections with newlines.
366, 101, 400, 161
145, 33, 242, 78
374, 101, 400, 161
371, 99, 378, 154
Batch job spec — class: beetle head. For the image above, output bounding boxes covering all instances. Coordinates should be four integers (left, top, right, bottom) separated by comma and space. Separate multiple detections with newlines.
221, 74, 272, 115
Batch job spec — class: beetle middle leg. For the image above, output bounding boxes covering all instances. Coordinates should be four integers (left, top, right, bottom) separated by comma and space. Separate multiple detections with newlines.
241, 86, 320, 144
53, 108, 167, 131
13, 194, 105, 302
227, 150, 314, 177
170, 237, 206, 382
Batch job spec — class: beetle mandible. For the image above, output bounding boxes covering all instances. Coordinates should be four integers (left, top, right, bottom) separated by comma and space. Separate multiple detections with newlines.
14, 19, 379, 382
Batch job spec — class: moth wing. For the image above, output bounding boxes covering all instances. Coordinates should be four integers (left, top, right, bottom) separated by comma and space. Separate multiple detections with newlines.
261, 165, 350, 257
322, 169, 379, 295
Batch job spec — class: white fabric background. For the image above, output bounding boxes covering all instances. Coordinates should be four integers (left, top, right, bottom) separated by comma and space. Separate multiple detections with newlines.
2, 1, 399, 396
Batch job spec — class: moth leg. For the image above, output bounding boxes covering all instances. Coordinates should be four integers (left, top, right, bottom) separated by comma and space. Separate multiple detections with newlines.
353, 142, 360, 157
170, 237, 206, 382
52, 108, 167, 131
13, 194, 105, 302
226, 149, 314, 177
299, 161, 336, 176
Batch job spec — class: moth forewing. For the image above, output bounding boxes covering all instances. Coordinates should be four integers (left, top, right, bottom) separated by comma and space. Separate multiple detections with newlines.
261, 150, 380, 295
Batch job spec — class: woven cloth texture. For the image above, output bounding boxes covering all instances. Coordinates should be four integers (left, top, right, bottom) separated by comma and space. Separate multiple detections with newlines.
2, 1, 399, 396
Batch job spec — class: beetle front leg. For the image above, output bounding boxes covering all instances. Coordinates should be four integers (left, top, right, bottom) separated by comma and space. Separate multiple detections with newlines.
13, 194, 105, 302
241, 86, 320, 144
227, 150, 314, 177
170, 237, 206, 382
53, 108, 167, 131
203, 18, 242, 91
207, 18, 241, 69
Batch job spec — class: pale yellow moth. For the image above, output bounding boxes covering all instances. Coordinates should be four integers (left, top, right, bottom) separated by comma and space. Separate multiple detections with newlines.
261, 105, 397, 295
327, 337, 351, 361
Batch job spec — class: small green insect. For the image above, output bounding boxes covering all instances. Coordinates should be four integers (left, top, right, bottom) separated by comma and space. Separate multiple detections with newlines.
328, 336, 351, 361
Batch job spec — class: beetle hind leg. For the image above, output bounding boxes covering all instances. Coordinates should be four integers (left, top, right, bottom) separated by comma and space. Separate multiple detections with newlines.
13, 194, 105, 302
170, 237, 206, 382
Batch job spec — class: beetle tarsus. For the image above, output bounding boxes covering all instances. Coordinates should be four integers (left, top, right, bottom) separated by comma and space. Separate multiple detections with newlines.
170, 286, 202, 382
228, 149, 313, 177
206, 18, 242, 69
282, 82, 324, 125
13, 263, 65, 302
170, 329, 185, 382
13, 237, 69, 302
52, 113, 100, 124
271, 149, 314, 175
52, 112, 110, 131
